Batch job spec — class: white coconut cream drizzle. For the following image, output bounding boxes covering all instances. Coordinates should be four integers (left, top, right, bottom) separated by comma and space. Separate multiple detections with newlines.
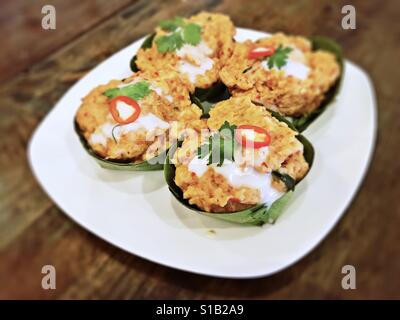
176, 41, 214, 83
113, 114, 169, 138
149, 83, 173, 102
236, 146, 270, 167
188, 155, 209, 177
89, 114, 170, 146
89, 123, 114, 146
261, 47, 310, 80
187, 146, 283, 206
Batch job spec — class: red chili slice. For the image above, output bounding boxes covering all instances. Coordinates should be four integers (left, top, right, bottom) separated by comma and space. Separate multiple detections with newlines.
235, 125, 271, 149
109, 96, 141, 125
248, 46, 275, 59
230, 197, 242, 203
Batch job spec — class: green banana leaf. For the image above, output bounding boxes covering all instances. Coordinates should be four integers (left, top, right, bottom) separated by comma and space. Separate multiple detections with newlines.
74, 119, 165, 171
193, 81, 231, 102
289, 36, 344, 132
190, 82, 231, 119
164, 133, 314, 226
130, 33, 156, 72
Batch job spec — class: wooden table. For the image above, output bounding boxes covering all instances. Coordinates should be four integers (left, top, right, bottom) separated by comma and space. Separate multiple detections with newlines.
0, 0, 398, 299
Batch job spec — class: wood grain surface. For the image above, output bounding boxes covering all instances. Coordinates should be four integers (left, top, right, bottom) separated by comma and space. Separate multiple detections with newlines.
0, 0, 133, 83
0, 0, 399, 299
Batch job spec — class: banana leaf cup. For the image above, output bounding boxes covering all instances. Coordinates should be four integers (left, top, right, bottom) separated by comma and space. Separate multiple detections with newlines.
187, 36, 344, 132
164, 132, 314, 226
130, 33, 155, 72
74, 119, 165, 171
287, 36, 344, 132
130, 33, 232, 116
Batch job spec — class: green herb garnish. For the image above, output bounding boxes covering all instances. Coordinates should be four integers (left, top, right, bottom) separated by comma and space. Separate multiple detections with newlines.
155, 32, 184, 52
197, 121, 237, 166
182, 23, 201, 45
103, 81, 151, 100
156, 16, 202, 53
159, 17, 185, 31
266, 45, 293, 69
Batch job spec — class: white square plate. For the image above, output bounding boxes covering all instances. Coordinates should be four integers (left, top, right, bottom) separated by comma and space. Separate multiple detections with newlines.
29, 28, 377, 278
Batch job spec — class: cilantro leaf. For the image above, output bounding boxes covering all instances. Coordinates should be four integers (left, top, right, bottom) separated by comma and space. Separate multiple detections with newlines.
197, 121, 237, 166
171, 32, 184, 49
155, 32, 184, 53
155, 16, 202, 53
267, 45, 293, 69
182, 23, 201, 45
103, 81, 151, 100
156, 34, 176, 53
159, 17, 185, 32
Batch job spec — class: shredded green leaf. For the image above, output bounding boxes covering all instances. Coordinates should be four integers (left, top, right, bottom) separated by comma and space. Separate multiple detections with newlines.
103, 81, 151, 100
197, 121, 237, 166
266, 45, 293, 69
156, 17, 202, 53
